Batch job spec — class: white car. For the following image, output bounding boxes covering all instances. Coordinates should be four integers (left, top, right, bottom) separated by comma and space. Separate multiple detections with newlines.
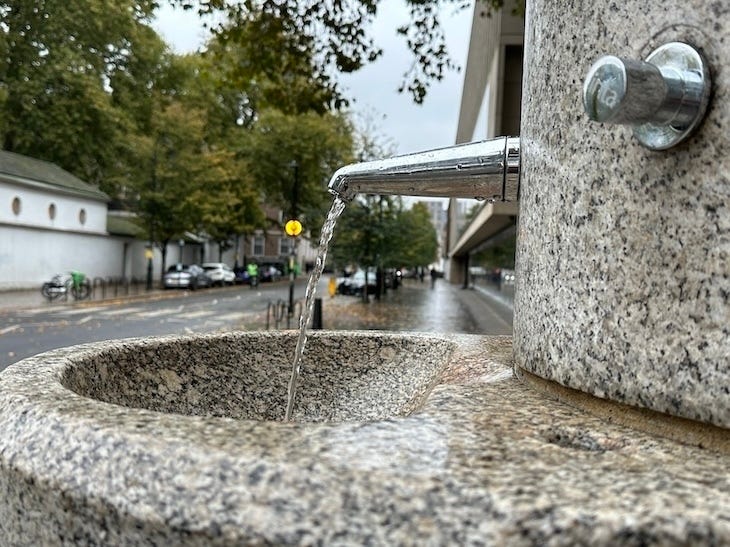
337, 268, 376, 295
201, 263, 236, 286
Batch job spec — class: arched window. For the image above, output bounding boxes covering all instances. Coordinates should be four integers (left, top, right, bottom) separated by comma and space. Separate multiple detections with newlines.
11, 196, 21, 216
79, 208, 87, 225
48, 203, 57, 220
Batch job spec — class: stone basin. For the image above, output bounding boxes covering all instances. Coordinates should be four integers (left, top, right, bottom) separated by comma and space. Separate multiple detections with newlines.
59, 331, 455, 423
0, 331, 728, 545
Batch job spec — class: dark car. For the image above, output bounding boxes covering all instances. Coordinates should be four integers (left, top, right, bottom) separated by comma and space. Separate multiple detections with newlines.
233, 267, 251, 285
163, 264, 213, 290
336, 268, 376, 296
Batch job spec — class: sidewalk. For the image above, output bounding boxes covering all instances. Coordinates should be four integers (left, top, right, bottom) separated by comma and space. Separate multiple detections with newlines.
317, 278, 513, 336
0, 286, 176, 311
1, 288, 57, 310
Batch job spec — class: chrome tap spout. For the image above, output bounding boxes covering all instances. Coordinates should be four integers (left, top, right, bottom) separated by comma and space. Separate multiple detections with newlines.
328, 137, 520, 202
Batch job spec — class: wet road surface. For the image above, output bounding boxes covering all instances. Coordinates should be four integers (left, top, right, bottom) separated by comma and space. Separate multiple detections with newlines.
0, 278, 512, 370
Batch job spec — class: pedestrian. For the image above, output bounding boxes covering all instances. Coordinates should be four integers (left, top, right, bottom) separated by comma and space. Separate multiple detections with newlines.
247, 261, 259, 288
430, 267, 437, 289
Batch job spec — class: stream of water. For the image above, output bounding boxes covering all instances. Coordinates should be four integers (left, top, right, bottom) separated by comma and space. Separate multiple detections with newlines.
284, 196, 347, 421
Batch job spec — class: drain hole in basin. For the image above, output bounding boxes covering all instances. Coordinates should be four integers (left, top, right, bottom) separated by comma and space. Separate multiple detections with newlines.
60, 333, 454, 423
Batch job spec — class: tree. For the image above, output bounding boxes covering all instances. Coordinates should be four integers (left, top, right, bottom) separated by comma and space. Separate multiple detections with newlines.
329, 199, 437, 273
169, 0, 524, 105
329, 197, 391, 270
107, 21, 177, 135
206, 10, 342, 116
350, 107, 397, 162
0, 0, 159, 189
2, 0, 501, 278
106, 26, 185, 206
132, 100, 214, 278
187, 148, 264, 265
237, 108, 356, 239
389, 202, 438, 268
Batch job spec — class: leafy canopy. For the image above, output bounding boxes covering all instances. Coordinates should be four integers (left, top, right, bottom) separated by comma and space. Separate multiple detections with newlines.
330, 197, 438, 270
170, 0, 524, 104
238, 108, 356, 238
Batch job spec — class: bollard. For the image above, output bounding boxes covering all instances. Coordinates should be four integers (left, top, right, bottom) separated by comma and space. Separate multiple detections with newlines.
312, 298, 322, 329
93, 277, 105, 299
275, 300, 286, 329
266, 302, 274, 330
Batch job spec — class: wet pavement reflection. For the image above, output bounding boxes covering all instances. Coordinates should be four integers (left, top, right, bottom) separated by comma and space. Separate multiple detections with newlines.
319, 278, 512, 335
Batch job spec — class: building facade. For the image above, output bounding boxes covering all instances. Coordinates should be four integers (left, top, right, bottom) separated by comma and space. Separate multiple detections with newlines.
445, 4, 524, 285
0, 150, 126, 290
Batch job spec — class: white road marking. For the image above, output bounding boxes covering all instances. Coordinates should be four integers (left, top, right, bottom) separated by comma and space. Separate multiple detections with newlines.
52, 306, 109, 316
0, 325, 20, 335
177, 310, 215, 319
136, 306, 184, 318
99, 307, 144, 316
213, 312, 246, 322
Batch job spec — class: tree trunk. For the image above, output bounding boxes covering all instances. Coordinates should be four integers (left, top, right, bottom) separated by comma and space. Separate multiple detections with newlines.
159, 240, 169, 282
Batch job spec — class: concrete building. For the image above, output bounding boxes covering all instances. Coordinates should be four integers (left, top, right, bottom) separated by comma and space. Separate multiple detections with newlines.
415, 199, 448, 269
0, 150, 124, 290
445, 4, 524, 285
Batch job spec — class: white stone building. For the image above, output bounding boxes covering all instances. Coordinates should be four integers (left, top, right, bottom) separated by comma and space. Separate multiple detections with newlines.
0, 150, 129, 290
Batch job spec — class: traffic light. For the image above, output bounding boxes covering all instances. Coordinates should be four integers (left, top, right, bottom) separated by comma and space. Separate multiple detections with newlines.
285, 219, 303, 237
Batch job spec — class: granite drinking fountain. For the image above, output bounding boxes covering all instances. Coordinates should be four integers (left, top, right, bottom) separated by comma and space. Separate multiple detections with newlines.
1, 1, 728, 544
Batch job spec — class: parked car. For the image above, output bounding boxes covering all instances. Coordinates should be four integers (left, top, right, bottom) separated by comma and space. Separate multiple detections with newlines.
259, 265, 283, 282
337, 268, 376, 296
201, 262, 235, 286
233, 267, 250, 285
500, 269, 516, 284
163, 264, 213, 290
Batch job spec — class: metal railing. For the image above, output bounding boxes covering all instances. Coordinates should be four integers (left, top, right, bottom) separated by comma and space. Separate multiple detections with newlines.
91, 277, 145, 300
266, 298, 324, 330
266, 299, 304, 330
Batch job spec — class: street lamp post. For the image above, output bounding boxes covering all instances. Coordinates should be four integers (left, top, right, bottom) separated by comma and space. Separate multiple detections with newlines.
289, 160, 299, 219
287, 161, 300, 323
288, 244, 296, 325
284, 220, 303, 326
145, 245, 154, 291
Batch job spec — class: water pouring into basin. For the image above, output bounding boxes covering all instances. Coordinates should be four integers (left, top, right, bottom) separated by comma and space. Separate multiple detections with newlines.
285, 196, 347, 420
284, 137, 520, 419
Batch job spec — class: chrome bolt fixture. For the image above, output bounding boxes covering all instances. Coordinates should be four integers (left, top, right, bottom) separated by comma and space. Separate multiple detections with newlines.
583, 42, 711, 150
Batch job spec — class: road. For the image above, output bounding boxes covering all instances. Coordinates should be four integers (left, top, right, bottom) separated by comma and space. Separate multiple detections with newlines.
0, 281, 307, 371
0, 277, 514, 372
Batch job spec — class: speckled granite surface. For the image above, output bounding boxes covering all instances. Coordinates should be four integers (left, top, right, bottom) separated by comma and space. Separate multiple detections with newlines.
60, 331, 454, 423
514, 0, 729, 427
0, 332, 728, 545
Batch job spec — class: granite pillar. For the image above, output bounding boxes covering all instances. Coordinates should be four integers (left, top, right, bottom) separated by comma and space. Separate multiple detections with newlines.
513, 0, 729, 428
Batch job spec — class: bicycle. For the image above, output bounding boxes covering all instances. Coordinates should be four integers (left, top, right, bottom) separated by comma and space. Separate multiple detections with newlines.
41, 271, 91, 302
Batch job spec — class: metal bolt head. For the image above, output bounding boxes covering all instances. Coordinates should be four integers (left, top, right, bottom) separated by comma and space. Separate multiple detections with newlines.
583, 56, 628, 123
583, 42, 711, 150
583, 56, 667, 125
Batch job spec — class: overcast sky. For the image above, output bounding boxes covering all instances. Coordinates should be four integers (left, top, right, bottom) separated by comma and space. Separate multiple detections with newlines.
151, 3, 473, 157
